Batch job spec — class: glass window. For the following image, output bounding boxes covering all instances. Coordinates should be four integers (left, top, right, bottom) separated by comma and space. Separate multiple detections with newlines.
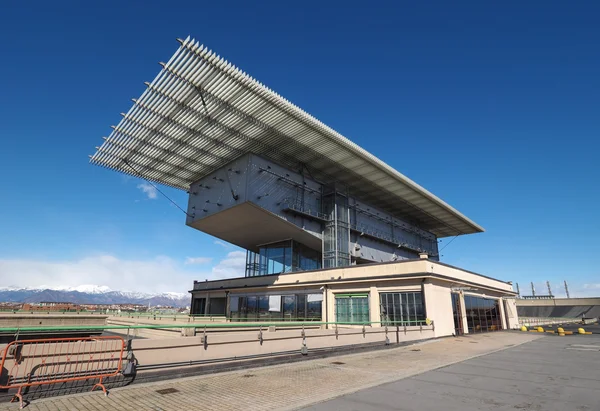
237, 297, 247, 321
307, 300, 322, 320
229, 293, 323, 322
464, 295, 502, 333
379, 292, 426, 326
245, 240, 322, 277
246, 296, 257, 321
335, 295, 369, 324
297, 294, 307, 321
283, 295, 296, 321
229, 297, 240, 321
258, 296, 269, 320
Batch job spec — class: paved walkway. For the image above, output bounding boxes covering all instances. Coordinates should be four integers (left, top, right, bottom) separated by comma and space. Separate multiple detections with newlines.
1, 332, 541, 411
304, 333, 600, 411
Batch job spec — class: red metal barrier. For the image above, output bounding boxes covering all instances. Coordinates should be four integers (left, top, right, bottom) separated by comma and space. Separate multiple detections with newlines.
0, 336, 125, 408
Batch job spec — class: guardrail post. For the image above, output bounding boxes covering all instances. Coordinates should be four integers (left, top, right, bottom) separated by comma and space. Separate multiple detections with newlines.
362, 325, 366, 338
203, 325, 208, 350
385, 325, 390, 345
258, 326, 264, 345
396, 325, 400, 343
301, 325, 308, 355
404, 324, 407, 335
335, 324, 339, 340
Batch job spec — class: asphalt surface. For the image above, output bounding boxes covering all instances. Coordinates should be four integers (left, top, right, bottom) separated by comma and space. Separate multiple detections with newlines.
302, 332, 600, 411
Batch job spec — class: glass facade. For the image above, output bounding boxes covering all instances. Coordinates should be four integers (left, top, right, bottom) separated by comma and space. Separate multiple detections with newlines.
464, 295, 502, 332
335, 294, 369, 324
379, 292, 426, 326
229, 293, 322, 322
245, 240, 321, 277
322, 190, 351, 269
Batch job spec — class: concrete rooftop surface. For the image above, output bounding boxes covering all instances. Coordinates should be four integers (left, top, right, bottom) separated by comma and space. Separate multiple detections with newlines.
3, 330, 600, 410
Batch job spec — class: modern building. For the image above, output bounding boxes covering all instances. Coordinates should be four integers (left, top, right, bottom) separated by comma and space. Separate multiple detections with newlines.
91, 36, 519, 336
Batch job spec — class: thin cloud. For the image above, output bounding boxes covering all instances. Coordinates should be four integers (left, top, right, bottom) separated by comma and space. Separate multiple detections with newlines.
211, 251, 246, 279
184, 257, 212, 265
214, 240, 231, 248
0, 252, 249, 294
0, 255, 199, 294
137, 182, 158, 199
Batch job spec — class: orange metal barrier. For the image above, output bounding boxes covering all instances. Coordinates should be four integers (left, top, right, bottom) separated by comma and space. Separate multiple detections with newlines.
0, 336, 125, 409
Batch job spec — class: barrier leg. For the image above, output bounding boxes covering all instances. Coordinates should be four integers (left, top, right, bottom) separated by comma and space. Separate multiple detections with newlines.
11, 386, 24, 409
92, 376, 108, 396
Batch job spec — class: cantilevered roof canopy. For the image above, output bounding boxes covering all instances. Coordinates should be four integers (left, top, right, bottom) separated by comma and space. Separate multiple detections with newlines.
90, 36, 484, 238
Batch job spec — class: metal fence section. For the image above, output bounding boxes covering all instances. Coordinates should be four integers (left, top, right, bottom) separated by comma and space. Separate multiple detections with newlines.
0, 336, 125, 409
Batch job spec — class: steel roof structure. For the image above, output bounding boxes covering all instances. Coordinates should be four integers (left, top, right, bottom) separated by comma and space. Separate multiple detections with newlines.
90, 36, 484, 238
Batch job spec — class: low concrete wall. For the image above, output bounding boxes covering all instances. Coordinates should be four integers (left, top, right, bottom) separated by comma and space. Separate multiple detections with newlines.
0, 314, 107, 328
518, 317, 580, 327
130, 325, 435, 368
517, 298, 600, 307
0, 325, 436, 384
517, 305, 600, 319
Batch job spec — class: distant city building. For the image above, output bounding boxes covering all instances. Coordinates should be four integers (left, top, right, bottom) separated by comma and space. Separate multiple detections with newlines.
91, 37, 519, 336
0, 303, 23, 311
23, 302, 79, 311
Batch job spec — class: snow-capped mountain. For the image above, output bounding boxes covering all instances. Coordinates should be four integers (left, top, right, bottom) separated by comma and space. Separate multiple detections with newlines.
0, 285, 189, 307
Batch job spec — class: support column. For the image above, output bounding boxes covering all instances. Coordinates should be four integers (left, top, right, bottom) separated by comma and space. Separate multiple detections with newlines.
326, 288, 336, 325
423, 280, 454, 337
369, 286, 380, 326
459, 293, 469, 334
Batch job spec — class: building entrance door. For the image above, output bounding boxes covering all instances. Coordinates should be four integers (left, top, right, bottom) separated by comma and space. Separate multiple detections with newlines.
451, 293, 464, 335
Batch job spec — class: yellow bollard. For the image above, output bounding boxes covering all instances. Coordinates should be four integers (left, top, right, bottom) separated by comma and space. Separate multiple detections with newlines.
537, 326, 544, 333
557, 327, 564, 334
578, 328, 586, 335
521, 326, 528, 332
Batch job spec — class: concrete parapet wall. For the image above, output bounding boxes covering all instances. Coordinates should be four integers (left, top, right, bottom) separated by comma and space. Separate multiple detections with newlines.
517, 298, 600, 307
130, 325, 435, 368
0, 314, 108, 329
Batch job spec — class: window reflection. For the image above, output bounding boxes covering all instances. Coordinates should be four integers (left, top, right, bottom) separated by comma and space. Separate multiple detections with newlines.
229, 293, 322, 322
335, 295, 369, 324
380, 292, 426, 326
464, 295, 502, 333
246, 240, 322, 277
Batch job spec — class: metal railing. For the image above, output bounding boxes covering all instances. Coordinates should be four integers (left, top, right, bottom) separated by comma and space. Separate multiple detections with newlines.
0, 320, 438, 405
0, 319, 433, 335
0, 336, 125, 409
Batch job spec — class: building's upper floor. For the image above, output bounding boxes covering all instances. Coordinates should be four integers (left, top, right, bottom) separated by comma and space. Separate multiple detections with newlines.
185, 153, 442, 275
89, 37, 485, 276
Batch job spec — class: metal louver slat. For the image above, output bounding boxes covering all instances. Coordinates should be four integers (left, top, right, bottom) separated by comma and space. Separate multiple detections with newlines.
90, 36, 483, 238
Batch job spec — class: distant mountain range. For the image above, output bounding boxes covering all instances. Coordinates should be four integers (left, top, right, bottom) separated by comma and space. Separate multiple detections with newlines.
0, 285, 189, 308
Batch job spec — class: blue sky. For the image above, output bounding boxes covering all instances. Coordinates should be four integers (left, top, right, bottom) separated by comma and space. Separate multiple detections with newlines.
0, 1, 598, 295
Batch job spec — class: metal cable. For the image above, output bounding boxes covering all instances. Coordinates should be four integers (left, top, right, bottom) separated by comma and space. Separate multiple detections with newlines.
122, 159, 193, 218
